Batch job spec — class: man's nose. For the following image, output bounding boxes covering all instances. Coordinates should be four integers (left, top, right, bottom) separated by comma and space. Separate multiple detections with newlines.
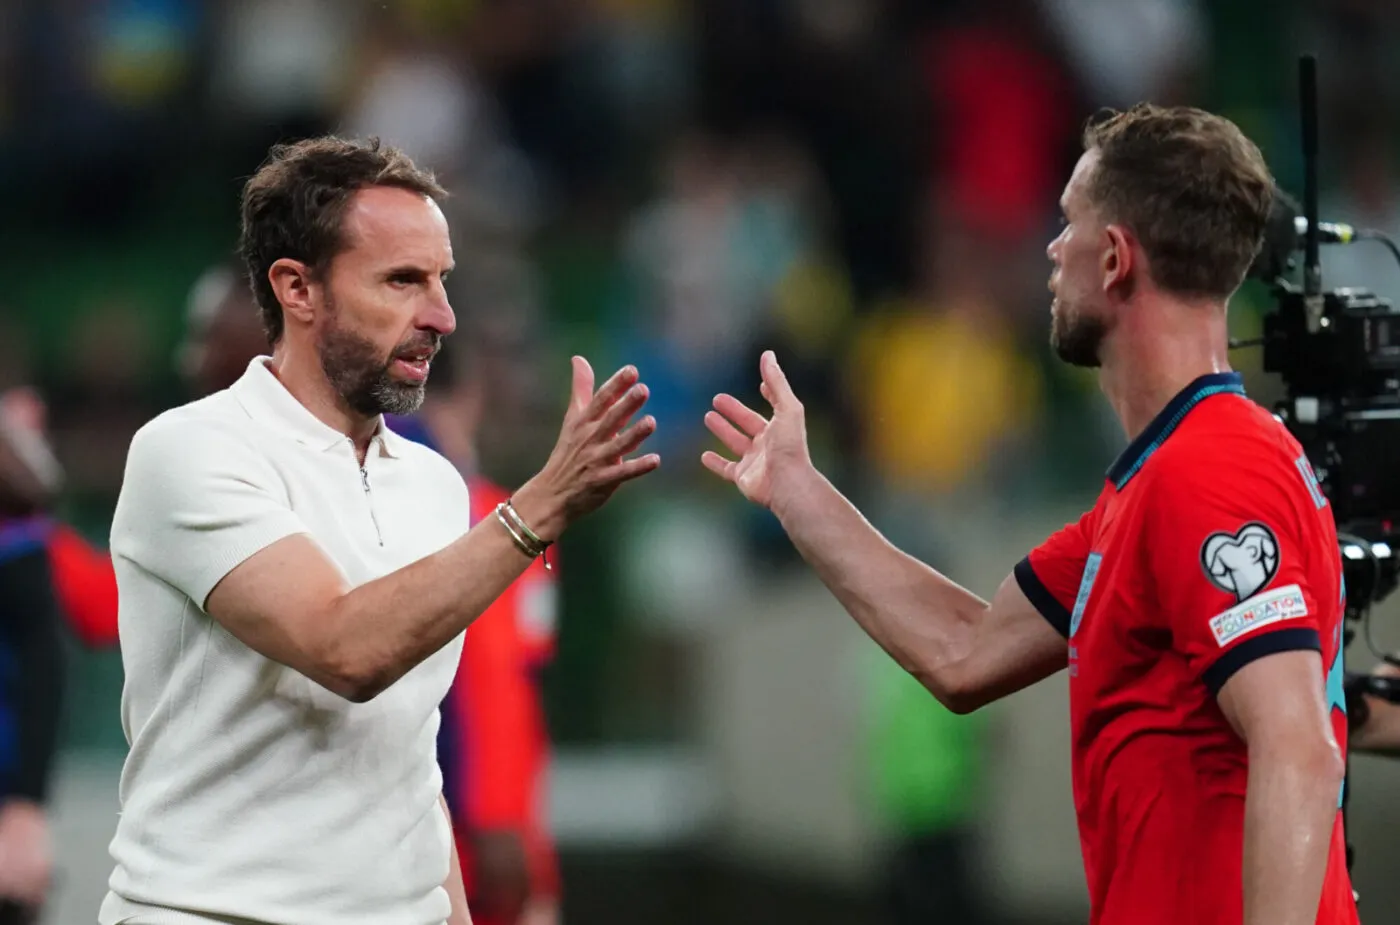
420, 284, 456, 336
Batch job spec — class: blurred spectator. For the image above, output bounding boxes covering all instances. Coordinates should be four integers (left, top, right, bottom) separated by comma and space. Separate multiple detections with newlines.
0, 388, 119, 653
0, 392, 67, 922
1036, 0, 1207, 109
617, 130, 817, 464
693, 0, 929, 299
863, 646, 989, 925
339, 6, 486, 183
207, 0, 360, 135
178, 263, 271, 396
848, 205, 1046, 500
921, 2, 1077, 245
47, 300, 161, 502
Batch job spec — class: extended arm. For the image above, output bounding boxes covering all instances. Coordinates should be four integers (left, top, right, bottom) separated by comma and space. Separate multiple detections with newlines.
135, 359, 656, 703
703, 352, 1065, 713
1218, 651, 1345, 925
772, 466, 1065, 712
208, 520, 542, 702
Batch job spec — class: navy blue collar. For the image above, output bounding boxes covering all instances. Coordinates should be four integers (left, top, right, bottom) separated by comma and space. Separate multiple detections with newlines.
1107, 372, 1246, 489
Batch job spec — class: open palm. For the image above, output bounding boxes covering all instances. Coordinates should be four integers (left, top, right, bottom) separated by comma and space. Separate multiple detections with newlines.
702, 351, 811, 510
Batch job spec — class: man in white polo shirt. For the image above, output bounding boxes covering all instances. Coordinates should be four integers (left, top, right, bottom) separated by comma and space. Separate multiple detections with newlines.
98, 136, 660, 925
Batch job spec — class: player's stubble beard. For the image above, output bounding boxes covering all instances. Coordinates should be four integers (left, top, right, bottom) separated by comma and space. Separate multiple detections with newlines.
1050, 295, 1109, 369
317, 292, 440, 417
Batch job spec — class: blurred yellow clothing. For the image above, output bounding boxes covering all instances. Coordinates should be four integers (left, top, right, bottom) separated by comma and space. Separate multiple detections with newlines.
851, 301, 1043, 494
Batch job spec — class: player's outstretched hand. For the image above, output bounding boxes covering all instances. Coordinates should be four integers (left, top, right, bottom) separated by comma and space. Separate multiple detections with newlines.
514, 357, 660, 539
702, 350, 812, 511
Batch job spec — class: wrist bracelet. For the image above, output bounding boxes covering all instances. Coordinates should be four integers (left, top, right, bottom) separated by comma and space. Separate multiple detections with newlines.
503, 500, 549, 547
494, 501, 553, 570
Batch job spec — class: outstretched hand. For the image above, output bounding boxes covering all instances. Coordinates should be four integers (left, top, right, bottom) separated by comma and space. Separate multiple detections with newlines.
702, 350, 812, 511
515, 357, 661, 540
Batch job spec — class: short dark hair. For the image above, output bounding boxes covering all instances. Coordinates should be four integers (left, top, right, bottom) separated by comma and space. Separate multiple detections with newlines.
1082, 104, 1275, 300
237, 136, 447, 343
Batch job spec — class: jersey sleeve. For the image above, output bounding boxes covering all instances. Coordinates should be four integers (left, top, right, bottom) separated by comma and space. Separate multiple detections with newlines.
1015, 509, 1096, 638
46, 524, 119, 648
110, 417, 308, 610
1146, 462, 1325, 696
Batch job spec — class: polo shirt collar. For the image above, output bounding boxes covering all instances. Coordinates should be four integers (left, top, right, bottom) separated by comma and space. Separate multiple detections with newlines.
231, 357, 405, 458
1106, 371, 1246, 490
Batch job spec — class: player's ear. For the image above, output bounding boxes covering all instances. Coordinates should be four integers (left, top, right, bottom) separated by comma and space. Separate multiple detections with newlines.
268, 259, 317, 329
1102, 224, 1134, 295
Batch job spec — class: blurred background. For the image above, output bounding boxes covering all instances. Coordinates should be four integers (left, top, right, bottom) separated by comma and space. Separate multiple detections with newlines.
7, 0, 1400, 922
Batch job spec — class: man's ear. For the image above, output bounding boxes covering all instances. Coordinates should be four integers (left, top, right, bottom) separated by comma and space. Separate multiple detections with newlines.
1102, 225, 1135, 295
268, 259, 317, 329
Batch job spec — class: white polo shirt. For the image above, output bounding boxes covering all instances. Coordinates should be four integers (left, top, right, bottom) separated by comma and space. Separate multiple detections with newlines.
99, 357, 472, 925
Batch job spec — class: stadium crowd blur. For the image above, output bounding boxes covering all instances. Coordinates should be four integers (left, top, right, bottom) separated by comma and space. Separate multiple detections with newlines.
6, 1, 1400, 924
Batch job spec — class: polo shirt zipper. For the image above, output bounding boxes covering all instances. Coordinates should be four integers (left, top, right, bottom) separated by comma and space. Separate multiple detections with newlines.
353, 440, 385, 547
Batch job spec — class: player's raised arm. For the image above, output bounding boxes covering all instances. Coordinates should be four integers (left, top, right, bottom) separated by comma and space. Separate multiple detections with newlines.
702, 351, 1066, 713
121, 357, 657, 704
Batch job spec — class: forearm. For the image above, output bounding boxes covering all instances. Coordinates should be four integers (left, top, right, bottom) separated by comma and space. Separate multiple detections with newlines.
328, 483, 560, 701
772, 467, 986, 705
1242, 744, 1343, 925
442, 795, 473, 925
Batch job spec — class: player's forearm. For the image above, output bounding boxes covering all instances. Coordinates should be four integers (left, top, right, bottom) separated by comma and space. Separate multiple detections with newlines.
772, 466, 986, 709
327, 484, 560, 702
1242, 740, 1344, 925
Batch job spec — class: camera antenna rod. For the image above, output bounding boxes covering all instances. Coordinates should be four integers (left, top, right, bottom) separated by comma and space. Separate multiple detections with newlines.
1300, 54, 1325, 332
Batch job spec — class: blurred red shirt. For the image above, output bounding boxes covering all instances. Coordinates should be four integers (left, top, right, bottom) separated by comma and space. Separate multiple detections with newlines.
438, 476, 560, 905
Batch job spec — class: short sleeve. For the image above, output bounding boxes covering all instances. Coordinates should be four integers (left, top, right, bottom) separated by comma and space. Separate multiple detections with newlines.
1015, 509, 1096, 638
1146, 465, 1324, 696
110, 416, 309, 610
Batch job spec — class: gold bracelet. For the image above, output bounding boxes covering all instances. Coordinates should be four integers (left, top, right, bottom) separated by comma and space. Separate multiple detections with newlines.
500, 499, 553, 570
503, 500, 549, 547
494, 504, 541, 561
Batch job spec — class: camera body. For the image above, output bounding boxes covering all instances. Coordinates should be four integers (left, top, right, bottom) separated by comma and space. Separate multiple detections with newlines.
1259, 283, 1400, 618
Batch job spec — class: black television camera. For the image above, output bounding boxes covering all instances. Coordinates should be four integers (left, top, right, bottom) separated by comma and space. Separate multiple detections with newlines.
1249, 193, 1400, 631
1243, 56, 1400, 638
1244, 54, 1400, 882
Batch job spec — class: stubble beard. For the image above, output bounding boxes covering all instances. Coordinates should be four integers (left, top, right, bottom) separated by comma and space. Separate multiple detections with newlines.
317, 297, 435, 417
1050, 298, 1108, 369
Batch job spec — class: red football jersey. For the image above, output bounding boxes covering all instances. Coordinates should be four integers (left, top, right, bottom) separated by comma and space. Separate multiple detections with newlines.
440, 476, 560, 904
1015, 372, 1358, 925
